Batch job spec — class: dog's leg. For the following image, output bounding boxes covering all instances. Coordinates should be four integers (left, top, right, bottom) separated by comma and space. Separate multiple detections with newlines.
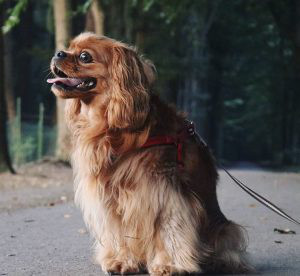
94, 236, 119, 273
147, 234, 173, 276
100, 251, 140, 274
147, 188, 209, 275
94, 232, 141, 274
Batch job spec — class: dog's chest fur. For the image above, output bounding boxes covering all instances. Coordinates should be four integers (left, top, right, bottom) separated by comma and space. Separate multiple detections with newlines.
70, 129, 168, 243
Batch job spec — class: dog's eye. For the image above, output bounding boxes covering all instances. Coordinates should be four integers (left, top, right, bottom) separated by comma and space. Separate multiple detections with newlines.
79, 52, 93, 63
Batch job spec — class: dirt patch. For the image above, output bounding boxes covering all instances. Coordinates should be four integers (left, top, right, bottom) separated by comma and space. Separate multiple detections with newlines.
0, 158, 74, 212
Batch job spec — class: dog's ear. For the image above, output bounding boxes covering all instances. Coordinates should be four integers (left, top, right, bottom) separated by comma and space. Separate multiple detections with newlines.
142, 59, 156, 85
107, 45, 150, 130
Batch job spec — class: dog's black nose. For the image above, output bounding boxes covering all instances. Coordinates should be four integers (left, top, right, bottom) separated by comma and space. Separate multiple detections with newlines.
56, 51, 67, 59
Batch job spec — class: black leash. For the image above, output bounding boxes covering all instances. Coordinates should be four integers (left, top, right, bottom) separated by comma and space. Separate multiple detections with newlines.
221, 166, 300, 226
189, 120, 300, 226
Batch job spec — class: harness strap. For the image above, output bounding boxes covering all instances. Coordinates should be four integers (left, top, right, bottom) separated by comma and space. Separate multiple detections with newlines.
142, 120, 300, 226
142, 120, 195, 167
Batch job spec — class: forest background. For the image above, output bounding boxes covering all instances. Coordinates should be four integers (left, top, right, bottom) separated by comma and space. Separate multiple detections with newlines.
1, 0, 300, 172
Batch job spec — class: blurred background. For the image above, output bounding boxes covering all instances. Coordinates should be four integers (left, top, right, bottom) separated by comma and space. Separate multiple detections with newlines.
1, 0, 300, 172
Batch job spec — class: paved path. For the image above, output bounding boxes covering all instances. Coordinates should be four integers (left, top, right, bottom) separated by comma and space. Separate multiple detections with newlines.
1, 167, 300, 275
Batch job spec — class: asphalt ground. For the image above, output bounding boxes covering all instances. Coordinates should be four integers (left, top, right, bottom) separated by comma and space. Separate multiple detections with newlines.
1, 166, 300, 275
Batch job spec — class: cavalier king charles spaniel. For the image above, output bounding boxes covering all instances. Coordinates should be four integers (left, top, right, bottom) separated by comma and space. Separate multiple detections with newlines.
48, 32, 251, 275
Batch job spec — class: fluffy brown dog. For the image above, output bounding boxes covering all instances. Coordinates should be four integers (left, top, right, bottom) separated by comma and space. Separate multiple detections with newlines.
48, 32, 251, 275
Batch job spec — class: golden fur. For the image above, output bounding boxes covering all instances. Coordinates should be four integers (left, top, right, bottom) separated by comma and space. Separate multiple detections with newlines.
49, 32, 251, 275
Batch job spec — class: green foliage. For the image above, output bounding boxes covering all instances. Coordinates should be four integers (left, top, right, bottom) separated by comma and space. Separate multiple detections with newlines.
11, 134, 36, 166
7, 99, 54, 165
9, 98, 36, 166
12, 98, 22, 165
2, 0, 300, 167
2, 0, 29, 34
37, 103, 44, 160
72, 0, 93, 16
46, 0, 54, 34
142, 0, 155, 12
224, 99, 244, 108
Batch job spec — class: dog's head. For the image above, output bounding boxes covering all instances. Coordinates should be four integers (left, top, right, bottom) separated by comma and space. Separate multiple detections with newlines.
48, 32, 156, 129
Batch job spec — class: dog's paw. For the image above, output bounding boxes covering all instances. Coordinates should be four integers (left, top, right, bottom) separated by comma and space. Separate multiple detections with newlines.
120, 263, 140, 274
102, 259, 140, 275
101, 259, 121, 274
148, 265, 171, 276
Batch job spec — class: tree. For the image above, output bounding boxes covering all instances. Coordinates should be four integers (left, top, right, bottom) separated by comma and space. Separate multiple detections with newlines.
0, 0, 299, 166
4, 31, 15, 121
0, 6, 15, 173
85, 0, 104, 35
53, 0, 71, 161
268, 0, 300, 164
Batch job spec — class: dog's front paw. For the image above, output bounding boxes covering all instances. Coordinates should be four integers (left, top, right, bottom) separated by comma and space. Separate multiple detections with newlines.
148, 265, 171, 276
120, 260, 140, 275
102, 259, 140, 275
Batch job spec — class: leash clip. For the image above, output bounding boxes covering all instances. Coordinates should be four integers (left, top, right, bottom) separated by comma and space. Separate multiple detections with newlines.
186, 121, 195, 136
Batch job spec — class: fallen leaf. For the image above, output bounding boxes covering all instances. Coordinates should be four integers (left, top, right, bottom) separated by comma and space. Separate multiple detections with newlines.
78, 228, 87, 234
274, 228, 296, 234
24, 219, 35, 223
60, 196, 67, 201
249, 204, 256, 208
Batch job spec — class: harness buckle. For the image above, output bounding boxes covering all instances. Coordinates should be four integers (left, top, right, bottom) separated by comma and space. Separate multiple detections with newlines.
186, 120, 195, 136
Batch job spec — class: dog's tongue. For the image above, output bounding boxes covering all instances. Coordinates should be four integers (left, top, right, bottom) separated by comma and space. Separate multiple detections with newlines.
47, 78, 83, 87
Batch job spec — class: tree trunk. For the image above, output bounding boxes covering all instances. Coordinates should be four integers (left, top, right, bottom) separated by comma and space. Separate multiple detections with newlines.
291, 0, 300, 164
0, 8, 15, 173
123, 0, 133, 43
3, 0, 16, 121
53, 0, 71, 161
15, 1, 33, 103
269, 0, 300, 164
85, 0, 104, 35
109, 0, 123, 39
179, 2, 220, 137
206, 56, 224, 158
3, 29, 15, 121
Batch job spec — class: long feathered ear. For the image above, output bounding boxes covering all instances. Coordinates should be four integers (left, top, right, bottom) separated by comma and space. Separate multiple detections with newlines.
142, 59, 156, 85
107, 45, 150, 130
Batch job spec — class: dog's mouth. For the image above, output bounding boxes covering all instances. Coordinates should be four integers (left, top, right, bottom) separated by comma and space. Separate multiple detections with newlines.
47, 66, 97, 92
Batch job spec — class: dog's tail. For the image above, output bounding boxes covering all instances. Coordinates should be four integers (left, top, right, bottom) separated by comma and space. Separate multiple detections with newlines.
203, 219, 253, 274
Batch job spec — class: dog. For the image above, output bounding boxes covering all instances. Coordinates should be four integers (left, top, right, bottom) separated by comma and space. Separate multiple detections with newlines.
48, 32, 251, 275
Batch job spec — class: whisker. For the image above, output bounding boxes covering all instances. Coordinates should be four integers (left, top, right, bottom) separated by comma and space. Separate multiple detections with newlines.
43, 71, 53, 80
43, 66, 52, 72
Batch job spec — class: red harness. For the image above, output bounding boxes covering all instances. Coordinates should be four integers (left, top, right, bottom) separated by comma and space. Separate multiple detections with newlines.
144, 121, 300, 226
141, 120, 195, 167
